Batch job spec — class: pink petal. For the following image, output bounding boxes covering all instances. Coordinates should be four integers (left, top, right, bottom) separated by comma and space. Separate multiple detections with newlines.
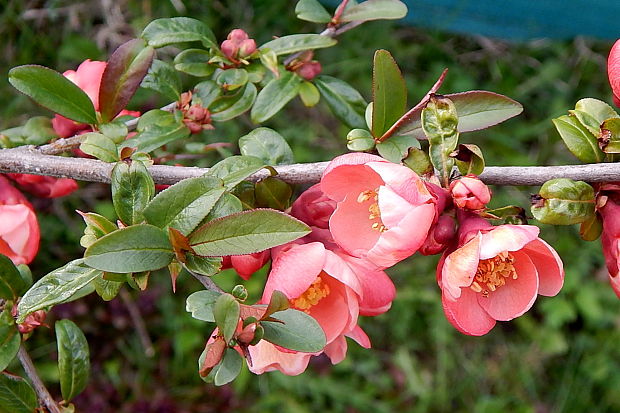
367, 162, 432, 204
522, 239, 564, 296
307, 277, 353, 343
442, 288, 496, 336
346, 325, 371, 348
247, 340, 313, 375
262, 242, 325, 301
340, 254, 395, 316
323, 250, 362, 296
321, 152, 386, 178
324, 335, 347, 364
477, 251, 539, 321
366, 203, 435, 268
376, 185, 415, 228
329, 194, 380, 257
441, 233, 481, 300
321, 164, 384, 202
608, 40, 620, 107
479, 225, 539, 260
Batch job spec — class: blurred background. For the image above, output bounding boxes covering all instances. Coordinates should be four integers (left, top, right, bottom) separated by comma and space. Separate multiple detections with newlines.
1, 1, 619, 412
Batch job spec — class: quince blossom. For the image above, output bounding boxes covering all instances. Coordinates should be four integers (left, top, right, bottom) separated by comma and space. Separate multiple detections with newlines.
0, 176, 39, 265
599, 194, 620, 296
608, 39, 620, 108
438, 214, 564, 336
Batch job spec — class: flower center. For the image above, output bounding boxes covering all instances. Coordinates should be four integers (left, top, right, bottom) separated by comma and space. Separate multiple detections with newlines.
357, 188, 387, 233
290, 275, 331, 312
470, 251, 517, 298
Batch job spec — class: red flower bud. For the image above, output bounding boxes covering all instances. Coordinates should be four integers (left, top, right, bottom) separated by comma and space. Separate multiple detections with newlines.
17, 310, 47, 334
238, 39, 257, 58
450, 175, 491, 211
296, 61, 322, 81
608, 39, 620, 108
227, 29, 249, 42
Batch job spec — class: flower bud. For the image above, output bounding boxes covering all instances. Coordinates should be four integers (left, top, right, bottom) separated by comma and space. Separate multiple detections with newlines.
232, 285, 248, 301
228, 29, 249, 42
238, 39, 257, 58
296, 61, 322, 81
221, 29, 255, 62
220, 40, 238, 61
450, 175, 491, 211
236, 323, 256, 344
17, 310, 47, 334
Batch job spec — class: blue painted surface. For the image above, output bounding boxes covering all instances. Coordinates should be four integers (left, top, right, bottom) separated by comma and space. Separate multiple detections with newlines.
323, 0, 620, 40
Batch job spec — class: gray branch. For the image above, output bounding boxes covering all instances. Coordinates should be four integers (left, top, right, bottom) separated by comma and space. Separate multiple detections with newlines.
2, 146, 620, 186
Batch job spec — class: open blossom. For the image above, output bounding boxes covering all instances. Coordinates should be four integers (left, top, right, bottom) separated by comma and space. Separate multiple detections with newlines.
599, 194, 620, 296
321, 153, 436, 269
438, 214, 564, 336
248, 241, 390, 375
7, 173, 78, 198
0, 176, 40, 265
608, 39, 620, 108
449, 175, 491, 211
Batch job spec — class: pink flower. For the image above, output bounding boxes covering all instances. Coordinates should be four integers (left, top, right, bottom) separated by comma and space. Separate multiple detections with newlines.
7, 173, 78, 198
51, 60, 140, 138
321, 153, 436, 269
221, 250, 270, 280
449, 175, 491, 211
221, 29, 256, 62
599, 195, 620, 296
608, 39, 620, 108
290, 183, 337, 230
0, 176, 40, 265
438, 215, 564, 336
248, 242, 378, 375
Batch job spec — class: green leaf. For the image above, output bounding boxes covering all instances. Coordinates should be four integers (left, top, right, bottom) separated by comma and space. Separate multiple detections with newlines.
141, 17, 216, 49
452, 143, 485, 176
204, 193, 243, 221
251, 71, 303, 123
552, 115, 604, 163
263, 290, 290, 319
372, 50, 406, 138
215, 68, 249, 91
123, 118, 190, 153
376, 135, 420, 162
0, 254, 28, 299
299, 81, 320, 107
206, 155, 266, 190
79, 211, 117, 248
213, 293, 240, 343
580, 212, 603, 241
84, 225, 174, 273
0, 116, 58, 147
189, 209, 310, 256
210, 83, 257, 122
569, 109, 603, 136
239, 127, 294, 165
92, 276, 123, 301
141, 59, 182, 101
0, 310, 20, 371
184, 255, 222, 277
315, 76, 367, 129
259, 34, 336, 56
9, 65, 97, 124
531, 178, 595, 225
143, 176, 225, 235
423, 95, 459, 185
393, 91, 523, 138
0, 373, 37, 413
174, 49, 214, 77
186, 290, 221, 322
99, 38, 155, 122
259, 49, 279, 77
56, 319, 90, 402
111, 160, 155, 225
575, 98, 619, 124
79, 132, 119, 162
261, 309, 326, 352
193, 80, 222, 108
255, 177, 292, 211
16, 259, 101, 323
600, 118, 620, 153
99, 121, 130, 144
199, 347, 243, 386
346, 128, 376, 151
340, 0, 408, 22
402, 147, 433, 176
295, 0, 332, 23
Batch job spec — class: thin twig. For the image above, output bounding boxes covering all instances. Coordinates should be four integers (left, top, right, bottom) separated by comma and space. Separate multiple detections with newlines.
119, 289, 155, 358
17, 346, 62, 413
186, 268, 224, 293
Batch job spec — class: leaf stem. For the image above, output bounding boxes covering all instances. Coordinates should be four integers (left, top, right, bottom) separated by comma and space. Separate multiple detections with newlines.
17, 345, 62, 413
185, 267, 224, 293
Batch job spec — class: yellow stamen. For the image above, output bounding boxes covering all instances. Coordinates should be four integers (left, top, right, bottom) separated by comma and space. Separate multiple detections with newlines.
470, 252, 517, 297
290, 276, 331, 313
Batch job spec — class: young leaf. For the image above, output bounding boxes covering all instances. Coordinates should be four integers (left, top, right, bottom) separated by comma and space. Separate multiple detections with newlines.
143, 176, 225, 235
56, 319, 90, 402
189, 209, 310, 256
315, 76, 367, 129
402, 147, 433, 176
193, 80, 222, 108
205, 155, 266, 190
184, 255, 222, 277
210, 83, 257, 122
259, 34, 336, 56
0, 373, 37, 413
347, 128, 376, 151
393, 90, 523, 138
299, 81, 320, 107
261, 309, 326, 352
0, 254, 28, 300
141, 17, 216, 49
239, 127, 294, 165
141, 59, 182, 101
295, 0, 332, 23
600, 118, 620, 153
340, 0, 408, 22
574, 98, 619, 124
531, 178, 596, 225
376, 135, 420, 163
255, 177, 292, 210
0, 310, 20, 371
203, 193, 244, 221
99, 121, 130, 144
372, 50, 406, 138
79, 132, 119, 162
199, 347, 243, 386
84, 225, 174, 273
215, 68, 249, 91
580, 212, 603, 241
423, 95, 459, 185
251, 71, 303, 123
111, 160, 155, 226
213, 293, 240, 343
552, 115, 604, 163
186, 290, 221, 322
8, 65, 97, 124
122, 119, 190, 153
99, 38, 155, 122
263, 290, 290, 319
16, 259, 101, 323
174, 49, 214, 77
92, 276, 123, 301
452, 143, 485, 176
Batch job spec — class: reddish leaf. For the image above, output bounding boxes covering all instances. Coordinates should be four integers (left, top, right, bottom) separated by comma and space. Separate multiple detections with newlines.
199, 337, 227, 377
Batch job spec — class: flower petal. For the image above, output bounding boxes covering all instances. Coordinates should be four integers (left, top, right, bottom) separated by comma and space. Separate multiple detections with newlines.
441, 287, 496, 336
307, 277, 353, 343
441, 233, 481, 300
477, 251, 539, 321
522, 239, 564, 296
346, 325, 371, 348
479, 225, 539, 260
340, 253, 395, 316
323, 250, 362, 296
324, 335, 347, 364
367, 161, 432, 204
329, 194, 380, 257
247, 340, 313, 375
321, 164, 384, 202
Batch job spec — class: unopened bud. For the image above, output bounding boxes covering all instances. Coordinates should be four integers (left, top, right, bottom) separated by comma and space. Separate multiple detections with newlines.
221, 40, 238, 60
232, 284, 248, 301
238, 39, 257, 58
296, 61, 322, 81
236, 323, 256, 344
450, 175, 491, 211
17, 310, 47, 334
228, 29, 249, 42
